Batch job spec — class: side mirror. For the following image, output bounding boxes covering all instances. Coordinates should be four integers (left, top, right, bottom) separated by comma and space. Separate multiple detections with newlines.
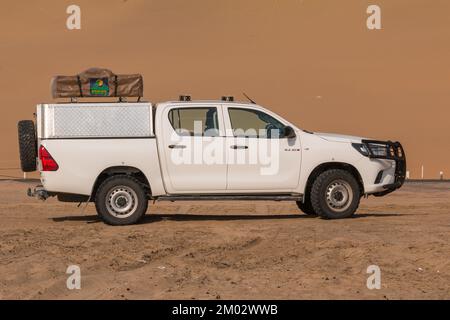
283, 126, 296, 139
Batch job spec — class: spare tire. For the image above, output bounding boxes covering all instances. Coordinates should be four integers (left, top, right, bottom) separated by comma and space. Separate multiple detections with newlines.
18, 120, 37, 172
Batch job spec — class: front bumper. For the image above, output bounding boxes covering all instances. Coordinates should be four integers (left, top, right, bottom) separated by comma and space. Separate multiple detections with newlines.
361, 139, 406, 196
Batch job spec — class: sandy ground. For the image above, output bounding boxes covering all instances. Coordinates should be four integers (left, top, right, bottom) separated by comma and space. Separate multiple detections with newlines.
0, 180, 448, 300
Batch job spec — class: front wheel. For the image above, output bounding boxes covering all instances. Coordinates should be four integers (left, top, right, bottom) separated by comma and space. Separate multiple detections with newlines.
95, 175, 148, 225
296, 195, 317, 216
310, 169, 360, 219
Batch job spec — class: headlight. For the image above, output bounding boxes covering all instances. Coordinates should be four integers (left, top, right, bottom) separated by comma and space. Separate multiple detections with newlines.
352, 143, 369, 156
358, 139, 405, 160
352, 142, 389, 157
368, 143, 388, 157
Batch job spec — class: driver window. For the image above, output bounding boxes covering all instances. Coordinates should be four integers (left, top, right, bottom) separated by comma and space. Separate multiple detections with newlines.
228, 108, 285, 138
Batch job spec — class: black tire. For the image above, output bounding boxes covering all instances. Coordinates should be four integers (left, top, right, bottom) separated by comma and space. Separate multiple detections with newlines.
310, 169, 360, 219
18, 120, 37, 172
95, 175, 148, 225
296, 195, 317, 216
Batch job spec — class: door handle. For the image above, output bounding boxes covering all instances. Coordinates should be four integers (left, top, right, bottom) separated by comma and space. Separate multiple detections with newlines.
169, 144, 186, 149
231, 145, 248, 149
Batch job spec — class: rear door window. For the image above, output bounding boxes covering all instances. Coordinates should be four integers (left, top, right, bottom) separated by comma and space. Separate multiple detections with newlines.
168, 107, 219, 136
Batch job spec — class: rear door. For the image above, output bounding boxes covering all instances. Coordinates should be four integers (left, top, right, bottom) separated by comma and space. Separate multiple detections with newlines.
160, 104, 227, 193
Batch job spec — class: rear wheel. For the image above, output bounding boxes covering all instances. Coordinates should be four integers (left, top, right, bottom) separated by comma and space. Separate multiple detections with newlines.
310, 169, 360, 219
95, 175, 148, 225
18, 120, 37, 172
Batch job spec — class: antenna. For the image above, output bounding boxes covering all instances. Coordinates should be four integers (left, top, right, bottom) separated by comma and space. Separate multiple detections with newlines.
242, 92, 256, 104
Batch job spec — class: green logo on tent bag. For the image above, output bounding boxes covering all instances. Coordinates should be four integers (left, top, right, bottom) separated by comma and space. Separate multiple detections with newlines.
90, 78, 109, 96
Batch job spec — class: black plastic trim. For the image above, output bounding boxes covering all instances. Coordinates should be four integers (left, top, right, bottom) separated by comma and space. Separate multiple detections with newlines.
374, 170, 384, 184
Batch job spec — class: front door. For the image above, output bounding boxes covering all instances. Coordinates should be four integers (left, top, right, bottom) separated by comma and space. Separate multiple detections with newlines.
224, 106, 302, 192
161, 105, 227, 193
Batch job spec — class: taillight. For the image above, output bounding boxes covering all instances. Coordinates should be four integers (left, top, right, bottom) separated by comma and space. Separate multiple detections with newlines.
39, 146, 59, 171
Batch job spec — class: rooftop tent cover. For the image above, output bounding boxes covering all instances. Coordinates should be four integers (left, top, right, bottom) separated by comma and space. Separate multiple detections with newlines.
50, 68, 143, 98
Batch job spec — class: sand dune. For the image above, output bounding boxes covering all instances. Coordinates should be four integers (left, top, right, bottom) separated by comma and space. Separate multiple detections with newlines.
1, 0, 449, 178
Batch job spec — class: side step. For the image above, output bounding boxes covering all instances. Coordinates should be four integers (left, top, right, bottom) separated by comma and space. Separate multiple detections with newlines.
156, 194, 303, 202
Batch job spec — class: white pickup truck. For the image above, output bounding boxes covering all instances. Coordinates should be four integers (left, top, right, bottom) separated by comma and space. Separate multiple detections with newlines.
18, 96, 406, 225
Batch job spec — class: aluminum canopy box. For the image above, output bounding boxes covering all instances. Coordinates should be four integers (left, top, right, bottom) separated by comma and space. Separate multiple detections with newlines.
36, 102, 154, 139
